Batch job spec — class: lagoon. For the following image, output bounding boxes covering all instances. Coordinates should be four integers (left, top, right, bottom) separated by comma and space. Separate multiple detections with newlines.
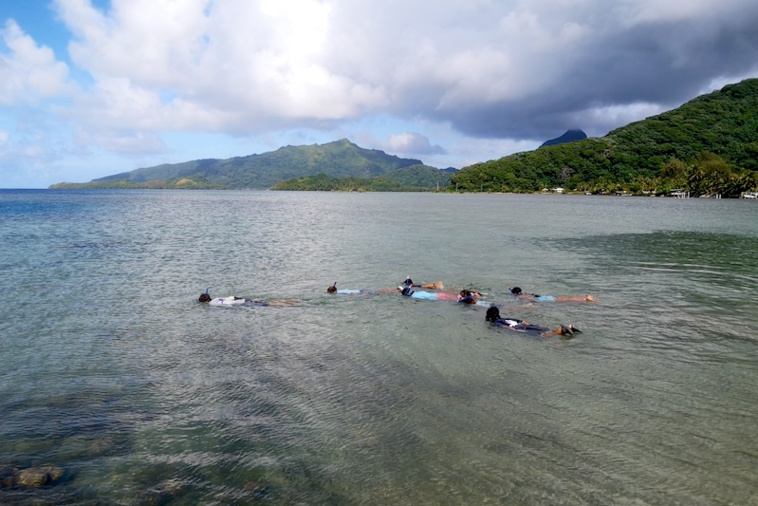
1, 190, 757, 504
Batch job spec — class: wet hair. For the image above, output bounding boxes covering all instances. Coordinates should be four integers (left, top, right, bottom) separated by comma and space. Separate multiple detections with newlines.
510, 287, 522, 295
459, 289, 476, 304
326, 285, 337, 293
198, 293, 211, 303
558, 324, 582, 336
486, 305, 500, 322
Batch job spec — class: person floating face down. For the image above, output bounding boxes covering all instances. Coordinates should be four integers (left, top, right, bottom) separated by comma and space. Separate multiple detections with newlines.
326, 282, 397, 295
326, 282, 363, 295
485, 305, 580, 337
199, 289, 299, 307
198, 292, 249, 305
508, 286, 598, 303
398, 285, 446, 300
398, 286, 485, 304
403, 276, 444, 290
325, 278, 439, 294
458, 289, 479, 304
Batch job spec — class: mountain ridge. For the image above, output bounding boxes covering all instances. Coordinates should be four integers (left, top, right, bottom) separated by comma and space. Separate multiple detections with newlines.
540, 129, 587, 147
51, 138, 444, 190
449, 78, 758, 196
51, 78, 758, 195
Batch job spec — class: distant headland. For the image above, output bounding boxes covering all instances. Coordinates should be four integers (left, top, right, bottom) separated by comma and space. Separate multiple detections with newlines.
52, 79, 758, 197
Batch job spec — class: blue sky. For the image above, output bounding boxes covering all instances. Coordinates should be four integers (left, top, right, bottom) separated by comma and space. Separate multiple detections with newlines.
2, 0, 757, 188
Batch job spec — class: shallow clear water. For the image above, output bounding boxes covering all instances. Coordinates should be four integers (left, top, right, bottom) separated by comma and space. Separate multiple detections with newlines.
1, 190, 757, 505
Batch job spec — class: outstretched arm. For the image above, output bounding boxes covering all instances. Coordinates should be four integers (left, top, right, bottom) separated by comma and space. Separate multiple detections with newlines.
542, 324, 582, 337
555, 295, 598, 302
417, 281, 444, 289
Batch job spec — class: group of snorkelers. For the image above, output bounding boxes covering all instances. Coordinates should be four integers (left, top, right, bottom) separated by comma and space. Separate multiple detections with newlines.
199, 276, 596, 338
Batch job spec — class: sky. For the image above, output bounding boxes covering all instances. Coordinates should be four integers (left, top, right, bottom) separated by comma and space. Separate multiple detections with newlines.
1, 0, 758, 188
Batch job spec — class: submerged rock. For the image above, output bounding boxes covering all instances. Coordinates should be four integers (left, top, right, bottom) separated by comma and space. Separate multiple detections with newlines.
0, 465, 15, 489
1, 464, 64, 488
140, 478, 186, 505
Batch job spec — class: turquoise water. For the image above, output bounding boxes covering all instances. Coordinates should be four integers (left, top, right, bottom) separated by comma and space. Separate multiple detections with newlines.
1, 189, 757, 505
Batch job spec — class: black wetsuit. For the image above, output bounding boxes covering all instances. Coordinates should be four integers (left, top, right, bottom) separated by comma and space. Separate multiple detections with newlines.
493, 317, 548, 334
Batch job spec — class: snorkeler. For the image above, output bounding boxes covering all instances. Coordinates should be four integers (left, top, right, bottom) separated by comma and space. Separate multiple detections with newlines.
199, 290, 299, 307
403, 276, 444, 289
458, 289, 484, 304
508, 287, 598, 303
326, 282, 396, 295
326, 282, 363, 294
398, 286, 457, 300
398, 286, 491, 306
485, 305, 580, 337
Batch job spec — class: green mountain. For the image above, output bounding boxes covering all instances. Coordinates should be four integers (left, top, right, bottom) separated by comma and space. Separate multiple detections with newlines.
271, 164, 453, 191
450, 78, 758, 196
51, 139, 443, 190
540, 129, 587, 147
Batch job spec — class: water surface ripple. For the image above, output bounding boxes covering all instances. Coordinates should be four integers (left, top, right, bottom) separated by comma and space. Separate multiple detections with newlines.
1, 190, 757, 505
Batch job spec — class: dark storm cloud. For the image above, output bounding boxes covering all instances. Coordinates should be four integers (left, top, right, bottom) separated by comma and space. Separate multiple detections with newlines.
404, 1, 758, 141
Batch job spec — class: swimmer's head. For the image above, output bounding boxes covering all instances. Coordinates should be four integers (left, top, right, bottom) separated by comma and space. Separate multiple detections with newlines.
327, 285, 337, 293
486, 305, 500, 322
559, 325, 573, 336
509, 287, 522, 295
459, 289, 475, 304
199, 293, 211, 303
403, 276, 413, 287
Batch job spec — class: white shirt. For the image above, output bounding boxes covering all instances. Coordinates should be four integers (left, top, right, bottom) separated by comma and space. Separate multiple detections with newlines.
208, 296, 246, 306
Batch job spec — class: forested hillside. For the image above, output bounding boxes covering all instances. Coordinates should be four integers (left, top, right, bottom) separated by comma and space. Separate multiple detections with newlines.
51, 79, 758, 196
271, 164, 453, 191
51, 139, 439, 190
450, 79, 758, 196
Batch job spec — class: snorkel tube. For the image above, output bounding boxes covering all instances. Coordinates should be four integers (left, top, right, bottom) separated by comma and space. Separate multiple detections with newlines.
199, 288, 212, 303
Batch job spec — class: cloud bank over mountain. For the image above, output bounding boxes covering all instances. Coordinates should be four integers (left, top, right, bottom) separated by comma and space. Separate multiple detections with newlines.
2, 0, 757, 186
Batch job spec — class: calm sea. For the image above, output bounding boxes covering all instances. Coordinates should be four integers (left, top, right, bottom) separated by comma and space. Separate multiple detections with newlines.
1, 189, 757, 505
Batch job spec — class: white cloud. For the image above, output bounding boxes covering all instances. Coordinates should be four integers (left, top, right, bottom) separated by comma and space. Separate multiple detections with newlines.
54, 0, 389, 130
41, 0, 758, 141
0, 19, 74, 105
388, 132, 445, 155
74, 127, 166, 155
576, 102, 667, 137
2, 0, 758, 186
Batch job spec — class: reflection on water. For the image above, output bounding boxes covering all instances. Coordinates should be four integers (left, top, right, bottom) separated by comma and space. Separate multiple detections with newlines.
1, 190, 757, 504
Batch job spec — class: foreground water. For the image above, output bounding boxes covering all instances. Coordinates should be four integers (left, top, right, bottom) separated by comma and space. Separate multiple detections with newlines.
1, 190, 757, 505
